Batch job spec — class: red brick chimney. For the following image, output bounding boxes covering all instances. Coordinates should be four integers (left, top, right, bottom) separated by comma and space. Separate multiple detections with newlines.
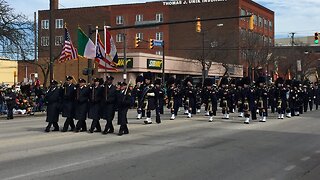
50, 0, 59, 10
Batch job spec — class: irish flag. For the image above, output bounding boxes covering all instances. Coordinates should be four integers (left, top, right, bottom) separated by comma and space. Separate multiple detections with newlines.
77, 28, 96, 59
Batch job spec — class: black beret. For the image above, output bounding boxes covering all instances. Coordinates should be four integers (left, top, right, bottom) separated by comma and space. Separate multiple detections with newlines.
66, 76, 73, 81
79, 78, 86, 83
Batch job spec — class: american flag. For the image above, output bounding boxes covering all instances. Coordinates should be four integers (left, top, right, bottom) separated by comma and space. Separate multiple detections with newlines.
59, 27, 78, 62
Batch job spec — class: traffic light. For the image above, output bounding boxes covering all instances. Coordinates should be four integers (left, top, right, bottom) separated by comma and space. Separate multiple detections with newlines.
249, 15, 254, 30
196, 17, 201, 33
149, 39, 154, 49
134, 37, 140, 48
315, 32, 319, 44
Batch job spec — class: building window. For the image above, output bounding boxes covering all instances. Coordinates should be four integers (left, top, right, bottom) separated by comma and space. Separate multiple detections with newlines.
156, 32, 163, 41
240, 9, 246, 16
136, 14, 143, 22
116, 16, 124, 25
258, 16, 262, 27
136, 33, 143, 40
156, 13, 163, 22
116, 33, 124, 42
264, 19, 268, 29
269, 21, 273, 31
156, 51, 163, 55
55, 19, 63, 29
55, 36, 63, 46
41, 20, 49, 29
41, 36, 49, 46
253, 15, 258, 25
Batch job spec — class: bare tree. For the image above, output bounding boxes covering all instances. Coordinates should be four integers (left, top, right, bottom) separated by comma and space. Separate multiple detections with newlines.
0, 0, 34, 59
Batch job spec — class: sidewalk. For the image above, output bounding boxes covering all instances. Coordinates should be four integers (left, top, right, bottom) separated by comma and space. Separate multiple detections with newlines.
0, 111, 46, 120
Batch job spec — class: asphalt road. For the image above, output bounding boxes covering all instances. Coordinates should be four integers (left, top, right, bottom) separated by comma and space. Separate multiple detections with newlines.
1, 109, 320, 180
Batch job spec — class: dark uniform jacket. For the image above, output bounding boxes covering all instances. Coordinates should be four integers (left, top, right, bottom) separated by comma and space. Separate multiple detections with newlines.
62, 83, 76, 118
88, 85, 104, 120
75, 85, 90, 121
117, 89, 132, 125
102, 84, 117, 120
45, 87, 61, 123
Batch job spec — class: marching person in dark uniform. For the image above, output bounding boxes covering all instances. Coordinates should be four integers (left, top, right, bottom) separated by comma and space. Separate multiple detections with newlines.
88, 78, 104, 133
242, 77, 255, 124
74, 78, 90, 132
302, 82, 309, 113
291, 80, 301, 116
255, 76, 268, 122
44, 80, 61, 132
202, 78, 217, 122
268, 83, 276, 114
133, 75, 145, 119
274, 77, 287, 119
195, 82, 203, 114
218, 77, 230, 119
141, 72, 160, 124
167, 77, 182, 120
61, 76, 76, 132
117, 82, 132, 136
284, 80, 293, 118
183, 77, 196, 118
314, 82, 320, 110
235, 79, 244, 118
228, 79, 237, 113
4, 87, 16, 120
102, 76, 117, 134
155, 78, 165, 115
307, 81, 315, 111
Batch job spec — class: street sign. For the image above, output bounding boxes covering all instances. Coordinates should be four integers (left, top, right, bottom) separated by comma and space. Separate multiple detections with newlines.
153, 40, 163, 47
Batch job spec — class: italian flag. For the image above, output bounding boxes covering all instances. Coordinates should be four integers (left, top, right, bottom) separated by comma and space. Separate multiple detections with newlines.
77, 28, 96, 59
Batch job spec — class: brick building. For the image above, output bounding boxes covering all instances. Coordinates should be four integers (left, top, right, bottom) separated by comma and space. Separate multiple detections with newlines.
37, 0, 274, 84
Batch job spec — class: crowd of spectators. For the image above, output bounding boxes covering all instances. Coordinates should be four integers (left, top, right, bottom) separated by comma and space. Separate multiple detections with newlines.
0, 79, 46, 116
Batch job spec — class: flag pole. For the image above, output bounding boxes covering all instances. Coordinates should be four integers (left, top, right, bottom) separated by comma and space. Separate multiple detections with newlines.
103, 26, 108, 75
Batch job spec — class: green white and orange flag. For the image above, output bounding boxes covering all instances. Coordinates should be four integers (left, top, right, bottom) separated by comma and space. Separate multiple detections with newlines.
77, 27, 96, 59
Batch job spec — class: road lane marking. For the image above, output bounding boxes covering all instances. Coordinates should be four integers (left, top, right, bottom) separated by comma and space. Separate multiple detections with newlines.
301, 156, 311, 161
284, 165, 296, 171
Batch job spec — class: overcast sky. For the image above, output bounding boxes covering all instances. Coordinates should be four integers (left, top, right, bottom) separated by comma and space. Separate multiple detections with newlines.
8, 0, 320, 38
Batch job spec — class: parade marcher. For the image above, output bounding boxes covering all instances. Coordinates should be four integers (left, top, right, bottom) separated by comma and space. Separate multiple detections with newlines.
242, 77, 255, 124
4, 87, 16, 120
133, 75, 145, 119
61, 76, 76, 132
74, 78, 90, 132
314, 82, 320, 110
141, 72, 160, 124
88, 78, 104, 133
274, 77, 287, 119
195, 82, 203, 114
268, 83, 276, 114
218, 77, 230, 119
117, 82, 131, 136
302, 81, 309, 113
307, 81, 315, 111
228, 79, 237, 113
102, 76, 117, 134
44, 80, 61, 132
235, 79, 244, 117
183, 77, 196, 118
202, 78, 217, 122
167, 77, 182, 120
284, 80, 293, 118
255, 76, 268, 122
154, 78, 165, 115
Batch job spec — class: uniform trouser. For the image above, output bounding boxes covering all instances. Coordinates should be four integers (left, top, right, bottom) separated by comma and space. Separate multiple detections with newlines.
147, 109, 161, 123
251, 107, 257, 120
90, 119, 101, 131
76, 120, 87, 131
104, 119, 114, 132
277, 107, 285, 114
46, 122, 59, 130
119, 124, 129, 134
259, 108, 267, 117
7, 107, 13, 119
304, 101, 308, 112
309, 100, 313, 111
316, 101, 319, 110
159, 101, 164, 114
63, 117, 75, 131
171, 100, 180, 116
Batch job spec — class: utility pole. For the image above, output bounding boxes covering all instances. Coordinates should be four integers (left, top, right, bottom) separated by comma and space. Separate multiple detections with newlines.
289, 32, 296, 46
162, 41, 165, 84
123, 33, 127, 83
34, 12, 38, 74
49, 0, 54, 82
